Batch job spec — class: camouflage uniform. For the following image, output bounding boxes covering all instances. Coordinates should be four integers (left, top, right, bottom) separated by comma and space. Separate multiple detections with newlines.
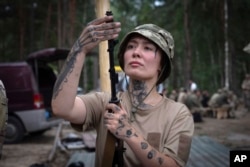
208, 89, 230, 119
241, 74, 250, 111
184, 90, 203, 122
185, 91, 202, 111
169, 89, 178, 101
177, 88, 187, 104
0, 80, 8, 159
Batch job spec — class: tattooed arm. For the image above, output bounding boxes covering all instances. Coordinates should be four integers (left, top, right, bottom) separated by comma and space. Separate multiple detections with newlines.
104, 103, 180, 167
51, 16, 121, 124
124, 130, 179, 167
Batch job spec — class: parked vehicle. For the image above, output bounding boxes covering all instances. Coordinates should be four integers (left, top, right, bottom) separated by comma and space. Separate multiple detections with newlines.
0, 48, 69, 143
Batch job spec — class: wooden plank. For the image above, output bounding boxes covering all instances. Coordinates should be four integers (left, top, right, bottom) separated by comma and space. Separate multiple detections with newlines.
66, 150, 95, 167
186, 136, 229, 167
190, 137, 228, 167
65, 135, 230, 167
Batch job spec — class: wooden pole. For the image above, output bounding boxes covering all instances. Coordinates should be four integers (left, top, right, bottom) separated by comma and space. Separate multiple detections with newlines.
96, 0, 111, 92
95, 1, 116, 166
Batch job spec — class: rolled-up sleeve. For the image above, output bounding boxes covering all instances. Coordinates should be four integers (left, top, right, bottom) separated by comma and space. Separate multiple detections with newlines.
71, 92, 110, 131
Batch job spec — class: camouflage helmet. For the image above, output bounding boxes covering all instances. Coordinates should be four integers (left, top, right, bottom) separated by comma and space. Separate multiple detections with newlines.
117, 24, 174, 84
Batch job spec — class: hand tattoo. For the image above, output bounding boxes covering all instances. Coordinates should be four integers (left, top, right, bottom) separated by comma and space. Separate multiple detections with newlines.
52, 27, 98, 98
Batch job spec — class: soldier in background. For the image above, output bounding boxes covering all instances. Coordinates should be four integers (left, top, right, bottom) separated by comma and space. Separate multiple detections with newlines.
0, 80, 8, 159
188, 79, 198, 92
177, 87, 187, 104
184, 90, 203, 122
241, 74, 250, 111
168, 89, 178, 101
208, 88, 231, 119
227, 90, 238, 118
208, 89, 221, 107
201, 90, 210, 108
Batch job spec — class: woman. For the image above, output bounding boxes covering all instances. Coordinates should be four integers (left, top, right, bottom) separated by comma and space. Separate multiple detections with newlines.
52, 15, 194, 167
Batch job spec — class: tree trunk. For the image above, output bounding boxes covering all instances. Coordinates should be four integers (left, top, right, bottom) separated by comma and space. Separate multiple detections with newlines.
45, 3, 52, 48
224, 0, 230, 89
69, 0, 76, 45
183, 0, 192, 87
57, 0, 62, 47
29, 2, 36, 52
18, 3, 25, 60
62, 0, 68, 47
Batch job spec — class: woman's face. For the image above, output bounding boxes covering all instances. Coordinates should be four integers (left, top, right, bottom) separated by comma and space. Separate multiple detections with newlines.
123, 35, 162, 83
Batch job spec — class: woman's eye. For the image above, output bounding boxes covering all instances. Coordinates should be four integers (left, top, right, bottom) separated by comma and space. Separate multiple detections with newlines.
126, 44, 134, 49
145, 46, 154, 51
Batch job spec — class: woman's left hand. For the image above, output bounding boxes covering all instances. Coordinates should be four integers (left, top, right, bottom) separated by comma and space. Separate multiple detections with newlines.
104, 103, 135, 140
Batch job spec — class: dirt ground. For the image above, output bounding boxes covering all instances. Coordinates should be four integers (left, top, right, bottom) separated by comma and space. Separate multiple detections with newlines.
0, 111, 250, 167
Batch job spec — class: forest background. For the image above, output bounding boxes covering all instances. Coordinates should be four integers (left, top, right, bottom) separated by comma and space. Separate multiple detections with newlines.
0, 0, 250, 96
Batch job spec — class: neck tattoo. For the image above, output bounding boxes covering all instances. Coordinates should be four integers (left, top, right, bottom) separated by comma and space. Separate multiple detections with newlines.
129, 80, 154, 122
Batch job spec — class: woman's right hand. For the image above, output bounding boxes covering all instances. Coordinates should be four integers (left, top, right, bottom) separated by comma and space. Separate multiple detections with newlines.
76, 15, 121, 55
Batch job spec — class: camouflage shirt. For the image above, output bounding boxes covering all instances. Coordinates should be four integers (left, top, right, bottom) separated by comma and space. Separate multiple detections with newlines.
0, 80, 8, 159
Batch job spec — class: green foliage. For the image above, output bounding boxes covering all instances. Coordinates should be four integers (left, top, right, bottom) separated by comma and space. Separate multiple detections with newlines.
85, 57, 94, 91
111, 0, 250, 94
0, 1, 95, 61
0, 0, 249, 94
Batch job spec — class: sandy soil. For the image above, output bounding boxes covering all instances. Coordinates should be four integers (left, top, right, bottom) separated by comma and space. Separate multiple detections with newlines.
194, 110, 250, 150
0, 111, 250, 167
